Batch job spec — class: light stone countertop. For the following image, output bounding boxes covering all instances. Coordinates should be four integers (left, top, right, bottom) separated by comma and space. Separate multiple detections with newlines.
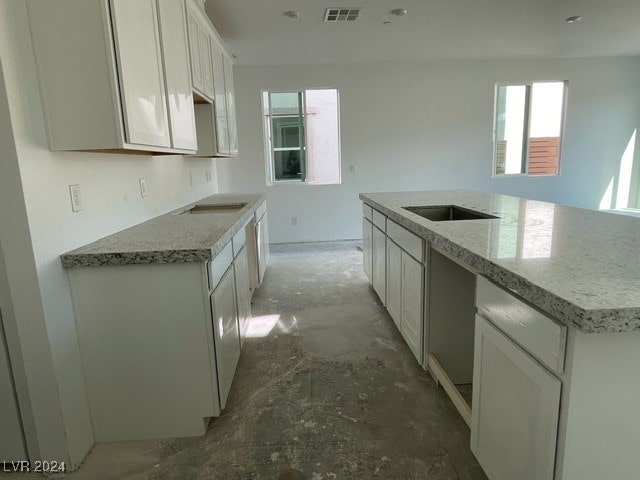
360, 190, 640, 333
61, 193, 266, 269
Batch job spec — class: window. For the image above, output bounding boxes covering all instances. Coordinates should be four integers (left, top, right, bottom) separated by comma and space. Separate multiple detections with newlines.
262, 89, 341, 185
493, 81, 567, 176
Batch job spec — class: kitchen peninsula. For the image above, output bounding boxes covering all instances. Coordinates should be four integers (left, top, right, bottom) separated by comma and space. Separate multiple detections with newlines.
360, 190, 640, 480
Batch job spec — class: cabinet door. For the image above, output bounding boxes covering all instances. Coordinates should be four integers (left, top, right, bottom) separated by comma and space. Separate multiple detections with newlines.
386, 240, 402, 330
211, 267, 240, 409
401, 252, 423, 363
372, 226, 386, 305
157, 0, 197, 150
198, 27, 214, 99
211, 40, 230, 154
471, 315, 561, 480
234, 246, 252, 347
223, 55, 238, 155
362, 218, 373, 282
110, 0, 171, 148
256, 215, 269, 285
185, 7, 202, 92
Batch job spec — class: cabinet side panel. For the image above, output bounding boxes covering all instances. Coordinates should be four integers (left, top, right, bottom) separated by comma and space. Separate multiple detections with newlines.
27, 0, 122, 150
69, 263, 216, 442
559, 330, 640, 480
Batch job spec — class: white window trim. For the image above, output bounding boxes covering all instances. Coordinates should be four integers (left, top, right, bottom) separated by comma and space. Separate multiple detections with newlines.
491, 81, 568, 179
262, 88, 342, 187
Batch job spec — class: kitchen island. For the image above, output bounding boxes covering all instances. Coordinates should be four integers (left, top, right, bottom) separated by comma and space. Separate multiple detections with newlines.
61, 193, 269, 442
360, 190, 640, 480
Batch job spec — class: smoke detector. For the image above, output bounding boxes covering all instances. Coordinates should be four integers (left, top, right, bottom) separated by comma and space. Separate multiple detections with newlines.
324, 8, 362, 22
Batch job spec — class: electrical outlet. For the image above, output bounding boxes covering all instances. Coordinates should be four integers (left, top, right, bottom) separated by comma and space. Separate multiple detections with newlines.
139, 178, 147, 198
291, 216, 298, 226
205, 170, 212, 183
350, 165, 356, 173
189, 172, 195, 186
69, 184, 83, 212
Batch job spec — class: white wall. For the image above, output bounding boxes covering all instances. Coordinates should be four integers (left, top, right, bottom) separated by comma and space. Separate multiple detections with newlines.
0, 1, 219, 467
216, 57, 640, 243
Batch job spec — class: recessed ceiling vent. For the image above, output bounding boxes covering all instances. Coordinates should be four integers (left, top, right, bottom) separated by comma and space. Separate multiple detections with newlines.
324, 8, 362, 22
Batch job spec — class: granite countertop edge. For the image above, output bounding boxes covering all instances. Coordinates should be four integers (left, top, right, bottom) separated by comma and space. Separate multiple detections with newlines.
61, 194, 266, 269
359, 193, 640, 334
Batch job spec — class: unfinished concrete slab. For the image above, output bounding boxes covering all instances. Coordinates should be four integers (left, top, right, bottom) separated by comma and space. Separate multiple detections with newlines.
6, 241, 486, 480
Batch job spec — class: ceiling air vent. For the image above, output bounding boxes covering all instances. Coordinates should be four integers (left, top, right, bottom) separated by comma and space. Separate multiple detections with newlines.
324, 8, 362, 22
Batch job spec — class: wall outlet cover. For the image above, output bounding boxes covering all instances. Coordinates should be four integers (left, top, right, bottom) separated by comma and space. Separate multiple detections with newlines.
205, 170, 212, 183
189, 172, 195, 186
69, 184, 82, 212
139, 178, 147, 198
291, 216, 298, 225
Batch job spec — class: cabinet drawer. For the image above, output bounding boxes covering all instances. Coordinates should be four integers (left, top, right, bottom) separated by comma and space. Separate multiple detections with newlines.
372, 210, 386, 232
476, 276, 566, 374
232, 226, 246, 257
209, 241, 233, 290
387, 220, 423, 263
255, 201, 267, 221
363, 204, 373, 220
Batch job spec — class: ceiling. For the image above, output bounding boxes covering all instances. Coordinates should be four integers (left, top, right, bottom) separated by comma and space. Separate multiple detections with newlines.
205, 0, 640, 66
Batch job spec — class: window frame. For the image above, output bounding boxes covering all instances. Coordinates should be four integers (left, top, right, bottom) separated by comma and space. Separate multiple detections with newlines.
492, 81, 568, 178
262, 88, 342, 187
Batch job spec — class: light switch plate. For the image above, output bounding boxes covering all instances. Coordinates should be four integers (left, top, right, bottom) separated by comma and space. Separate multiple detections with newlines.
139, 178, 147, 198
69, 184, 82, 212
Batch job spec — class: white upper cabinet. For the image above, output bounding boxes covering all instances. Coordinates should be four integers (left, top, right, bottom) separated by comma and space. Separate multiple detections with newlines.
157, 0, 198, 151
110, 0, 171, 148
211, 38, 230, 155
223, 55, 238, 156
199, 26, 215, 99
28, 0, 197, 154
185, 2, 214, 102
186, 8, 203, 93
184, 0, 238, 157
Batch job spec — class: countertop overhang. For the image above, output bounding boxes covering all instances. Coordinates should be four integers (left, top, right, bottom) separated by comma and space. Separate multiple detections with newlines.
360, 190, 640, 333
61, 193, 266, 269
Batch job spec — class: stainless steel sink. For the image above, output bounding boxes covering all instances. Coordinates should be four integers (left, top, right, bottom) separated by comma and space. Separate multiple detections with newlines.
402, 205, 499, 222
182, 203, 247, 214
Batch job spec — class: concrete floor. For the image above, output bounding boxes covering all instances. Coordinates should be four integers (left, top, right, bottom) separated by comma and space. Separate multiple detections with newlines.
5, 241, 486, 480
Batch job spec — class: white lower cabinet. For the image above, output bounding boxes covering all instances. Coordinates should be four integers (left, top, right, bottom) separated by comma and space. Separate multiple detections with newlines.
401, 252, 423, 363
210, 266, 240, 410
471, 314, 561, 480
372, 226, 386, 304
386, 240, 402, 329
362, 217, 373, 282
364, 204, 424, 364
256, 210, 269, 286
234, 245, 252, 346
386, 239, 424, 364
